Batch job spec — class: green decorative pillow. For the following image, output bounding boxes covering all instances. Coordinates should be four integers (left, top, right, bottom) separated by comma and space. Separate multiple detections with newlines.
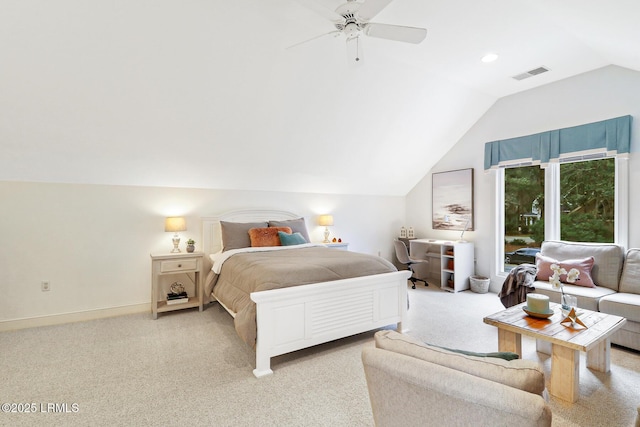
437, 346, 519, 361
278, 231, 307, 246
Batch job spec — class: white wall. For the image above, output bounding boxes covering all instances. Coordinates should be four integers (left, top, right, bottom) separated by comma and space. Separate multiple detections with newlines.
6, 65, 639, 328
0, 181, 404, 327
406, 65, 640, 292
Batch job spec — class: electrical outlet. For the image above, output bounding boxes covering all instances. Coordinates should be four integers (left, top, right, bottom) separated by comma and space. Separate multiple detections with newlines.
41, 281, 50, 292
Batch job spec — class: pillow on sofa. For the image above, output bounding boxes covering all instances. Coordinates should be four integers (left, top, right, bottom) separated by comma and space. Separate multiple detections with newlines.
220, 221, 268, 251
268, 218, 311, 243
540, 240, 623, 290
278, 231, 307, 246
535, 253, 596, 288
248, 227, 292, 247
374, 330, 545, 396
436, 345, 519, 361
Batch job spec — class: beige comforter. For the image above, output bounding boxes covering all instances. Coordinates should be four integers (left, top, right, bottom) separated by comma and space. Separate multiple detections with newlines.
210, 246, 397, 347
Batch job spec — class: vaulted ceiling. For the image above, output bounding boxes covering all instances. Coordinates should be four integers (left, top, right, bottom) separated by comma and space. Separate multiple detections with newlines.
2, 0, 639, 195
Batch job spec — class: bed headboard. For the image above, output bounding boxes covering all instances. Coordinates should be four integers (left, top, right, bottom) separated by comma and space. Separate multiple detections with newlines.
201, 209, 302, 256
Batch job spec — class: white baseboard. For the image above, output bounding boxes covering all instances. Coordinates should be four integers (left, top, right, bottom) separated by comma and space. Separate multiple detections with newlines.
0, 303, 150, 332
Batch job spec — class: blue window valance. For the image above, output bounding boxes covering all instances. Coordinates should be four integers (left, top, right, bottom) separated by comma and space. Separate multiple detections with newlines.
484, 115, 632, 170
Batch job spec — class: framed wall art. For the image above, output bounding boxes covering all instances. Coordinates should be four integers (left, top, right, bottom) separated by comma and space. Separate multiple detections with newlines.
432, 168, 474, 231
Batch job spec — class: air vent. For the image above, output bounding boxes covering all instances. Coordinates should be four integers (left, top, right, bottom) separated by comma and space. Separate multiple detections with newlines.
512, 66, 550, 81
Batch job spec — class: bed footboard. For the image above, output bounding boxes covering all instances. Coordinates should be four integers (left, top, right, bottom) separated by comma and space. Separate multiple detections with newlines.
250, 270, 411, 377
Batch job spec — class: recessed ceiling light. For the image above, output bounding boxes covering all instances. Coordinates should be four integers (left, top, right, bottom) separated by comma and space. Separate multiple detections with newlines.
481, 53, 499, 63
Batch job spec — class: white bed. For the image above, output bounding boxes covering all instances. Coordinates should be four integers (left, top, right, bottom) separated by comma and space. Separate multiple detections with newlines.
201, 209, 411, 378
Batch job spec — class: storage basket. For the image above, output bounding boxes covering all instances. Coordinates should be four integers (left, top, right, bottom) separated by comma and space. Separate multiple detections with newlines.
470, 275, 490, 293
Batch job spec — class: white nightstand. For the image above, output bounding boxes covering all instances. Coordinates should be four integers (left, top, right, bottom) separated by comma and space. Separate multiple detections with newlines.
150, 252, 204, 319
324, 242, 349, 250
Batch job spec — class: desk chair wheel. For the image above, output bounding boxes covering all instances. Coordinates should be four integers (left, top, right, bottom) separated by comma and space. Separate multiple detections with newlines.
409, 277, 428, 289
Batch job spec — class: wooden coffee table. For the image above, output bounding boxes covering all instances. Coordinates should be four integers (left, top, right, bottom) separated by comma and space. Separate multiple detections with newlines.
483, 302, 626, 403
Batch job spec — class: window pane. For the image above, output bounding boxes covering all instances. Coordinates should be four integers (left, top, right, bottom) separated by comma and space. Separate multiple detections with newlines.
560, 158, 614, 243
504, 166, 544, 272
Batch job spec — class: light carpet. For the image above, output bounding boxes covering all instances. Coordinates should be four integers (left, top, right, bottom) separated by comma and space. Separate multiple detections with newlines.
1, 285, 638, 426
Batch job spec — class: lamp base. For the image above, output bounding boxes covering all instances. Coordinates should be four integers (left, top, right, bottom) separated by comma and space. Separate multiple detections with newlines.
323, 227, 330, 243
171, 234, 181, 253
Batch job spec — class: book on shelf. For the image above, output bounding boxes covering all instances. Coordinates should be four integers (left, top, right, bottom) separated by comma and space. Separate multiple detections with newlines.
167, 291, 188, 300
166, 291, 188, 305
166, 297, 190, 305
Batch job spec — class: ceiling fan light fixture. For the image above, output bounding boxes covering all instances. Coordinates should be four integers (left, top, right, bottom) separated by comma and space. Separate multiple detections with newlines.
344, 22, 360, 38
481, 53, 499, 63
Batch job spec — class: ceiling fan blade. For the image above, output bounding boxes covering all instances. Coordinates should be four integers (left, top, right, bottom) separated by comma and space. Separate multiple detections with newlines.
294, 0, 343, 23
357, 0, 393, 21
286, 30, 341, 50
364, 23, 427, 44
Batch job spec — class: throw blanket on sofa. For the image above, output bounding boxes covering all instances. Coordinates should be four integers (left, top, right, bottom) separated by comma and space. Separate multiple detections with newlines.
209, 246, 398, 347
499, 264, 537, 308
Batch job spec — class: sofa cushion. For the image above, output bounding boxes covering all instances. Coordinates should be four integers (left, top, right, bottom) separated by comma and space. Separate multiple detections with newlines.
541, 241, 624, 291
532, 280, 616, 311
599, 293, 640, 323
620, 249, 640, 294
374, 330, 545, 395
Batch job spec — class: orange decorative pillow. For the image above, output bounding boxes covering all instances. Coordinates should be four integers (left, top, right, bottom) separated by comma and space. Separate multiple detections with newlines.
535, 253, 596, 288
248, 227, 292, 247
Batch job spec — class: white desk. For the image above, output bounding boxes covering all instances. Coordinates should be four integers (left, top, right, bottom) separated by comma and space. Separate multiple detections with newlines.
409, 239, 474, 293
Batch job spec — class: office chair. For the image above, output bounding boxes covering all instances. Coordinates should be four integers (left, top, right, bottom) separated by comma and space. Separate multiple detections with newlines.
394, 240, 429, 289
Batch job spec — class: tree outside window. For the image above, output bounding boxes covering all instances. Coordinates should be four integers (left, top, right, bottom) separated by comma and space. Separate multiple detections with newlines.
503, 158, 615, 272
504, 166, 544, 271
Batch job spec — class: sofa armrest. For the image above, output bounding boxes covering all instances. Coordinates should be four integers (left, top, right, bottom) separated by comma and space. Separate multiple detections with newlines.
362, 347, 552, 427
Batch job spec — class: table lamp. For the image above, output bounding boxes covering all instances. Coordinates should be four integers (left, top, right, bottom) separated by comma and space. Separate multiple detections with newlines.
458, 217, 471, 242
318, 214, 334, 243
165, 217, 186, 253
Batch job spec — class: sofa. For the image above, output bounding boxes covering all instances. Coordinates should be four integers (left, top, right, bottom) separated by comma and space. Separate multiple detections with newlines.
531, 240, 640, 352
362, 330, 552, 427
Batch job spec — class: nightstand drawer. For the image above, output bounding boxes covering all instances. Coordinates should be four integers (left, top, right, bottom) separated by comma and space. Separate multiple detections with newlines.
160, 259, 198, 273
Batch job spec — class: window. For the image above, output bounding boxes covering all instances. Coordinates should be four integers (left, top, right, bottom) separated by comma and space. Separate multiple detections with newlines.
501, 157, 620, 273
503, 166, 544, 272
487, 115, 630, 275
559, 158, 615, 243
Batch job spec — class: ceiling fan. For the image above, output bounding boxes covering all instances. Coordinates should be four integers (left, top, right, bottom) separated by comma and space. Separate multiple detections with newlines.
290, 0, 427, 62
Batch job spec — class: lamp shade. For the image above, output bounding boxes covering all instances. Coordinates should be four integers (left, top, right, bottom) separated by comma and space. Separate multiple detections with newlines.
164, 217, 186, 232
318, 215, 334, 227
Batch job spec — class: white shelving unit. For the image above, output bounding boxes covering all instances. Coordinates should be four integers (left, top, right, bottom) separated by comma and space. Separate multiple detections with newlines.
409, 239, 474, 293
